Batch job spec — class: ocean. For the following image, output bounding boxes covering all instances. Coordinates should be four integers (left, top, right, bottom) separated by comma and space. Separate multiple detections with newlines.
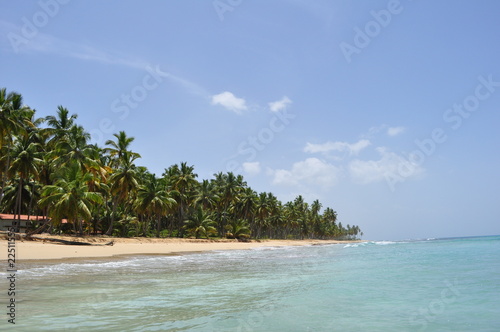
2, 236, 499, 331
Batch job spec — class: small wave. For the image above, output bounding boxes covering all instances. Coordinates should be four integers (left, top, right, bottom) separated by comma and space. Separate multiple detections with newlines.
17, 259, 146, 278
374, 241, 398, 245
343, 240, 409, 248
250, 246, 287, 251
343, 242, 369, 248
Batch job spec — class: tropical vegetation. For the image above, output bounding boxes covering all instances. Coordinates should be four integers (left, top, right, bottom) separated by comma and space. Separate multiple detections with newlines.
0, 88, 362, 240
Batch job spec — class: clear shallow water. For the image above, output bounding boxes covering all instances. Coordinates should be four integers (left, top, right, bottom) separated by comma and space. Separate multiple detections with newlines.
2, 236, 500, 331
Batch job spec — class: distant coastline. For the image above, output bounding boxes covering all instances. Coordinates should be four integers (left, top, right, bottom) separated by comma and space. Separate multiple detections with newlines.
0, 91, 362, 242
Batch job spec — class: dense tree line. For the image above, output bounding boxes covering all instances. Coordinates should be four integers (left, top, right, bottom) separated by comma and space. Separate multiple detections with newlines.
0, 88, 362, 240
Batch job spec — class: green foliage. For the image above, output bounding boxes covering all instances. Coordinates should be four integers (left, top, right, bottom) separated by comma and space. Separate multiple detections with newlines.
184, 207, 217, 239
225, 219, 251, 240
159, 229, 170, 238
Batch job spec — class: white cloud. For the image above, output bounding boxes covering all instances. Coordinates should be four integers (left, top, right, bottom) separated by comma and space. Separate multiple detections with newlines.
349, 147, 424, 184
362, 124, 406, 139
268, 96, 292, 112
211, 91, 248, 114
242, 162, 261, 175
362, 125, 385, 139
0, 20, 147, 69
304, 139, 371, 156
270, 158, 341, 188
387, 126, 406, 137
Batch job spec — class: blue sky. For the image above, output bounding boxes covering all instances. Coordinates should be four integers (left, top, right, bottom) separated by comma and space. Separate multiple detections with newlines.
1, 0, 499, 240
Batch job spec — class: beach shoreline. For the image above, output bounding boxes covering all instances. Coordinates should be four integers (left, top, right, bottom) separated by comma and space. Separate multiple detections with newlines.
0, 234, 363, 261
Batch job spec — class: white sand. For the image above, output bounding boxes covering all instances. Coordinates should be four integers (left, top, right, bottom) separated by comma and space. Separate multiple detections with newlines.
0, 235, 360, 260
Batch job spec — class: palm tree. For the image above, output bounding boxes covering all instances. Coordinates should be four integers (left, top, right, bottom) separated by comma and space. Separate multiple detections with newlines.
84, 144, 111, 234
8, 136, 42, 230
291, 195, 309, 239
225, 219, 251, 241
254, 192, 270, 238
39, 164, 103, 235
104, 131, 141, 168
50, 124, 99, 171
310, 199, 322, 239
135, 174, 176, 236
0, 181, 31, 215
322, 207, 337, 238
184, 206, 217, 239
163, 162, 198, 237
213, 172, 243, 236
266, 193, 281, 238
234, 187, 256, 222
0, 89, 34, 207
45, 106, 77, 146
193, 179, 218, 211
0, 89, 33, 148
106, 151, 140, 235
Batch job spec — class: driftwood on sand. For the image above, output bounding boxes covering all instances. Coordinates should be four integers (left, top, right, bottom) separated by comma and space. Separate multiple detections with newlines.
0, 232, 114, 246
28, 236, 114, 246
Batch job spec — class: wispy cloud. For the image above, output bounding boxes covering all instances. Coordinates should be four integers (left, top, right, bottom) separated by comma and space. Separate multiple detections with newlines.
270, 157, 341, 189
270, 137, 424, 191
268, 96, 292, 112
363, 124, 406, 139
1, 20, 147, 69
211, 91, 248, 114
165, 72, 210, 99
0, 20, 212, 99
304, 139, 371, 156
387, 126, 406, 137
243, 161, 261, 175
348, 147, 424, 184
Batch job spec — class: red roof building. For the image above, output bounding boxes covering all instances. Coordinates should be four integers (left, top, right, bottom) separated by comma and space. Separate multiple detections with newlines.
0, 214, 67, 232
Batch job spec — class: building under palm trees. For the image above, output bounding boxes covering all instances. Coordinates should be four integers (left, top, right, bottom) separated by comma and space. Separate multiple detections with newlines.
0, 213, 49, 232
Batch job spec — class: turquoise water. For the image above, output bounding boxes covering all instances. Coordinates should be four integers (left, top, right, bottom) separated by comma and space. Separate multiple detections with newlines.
2, 236, 500, 331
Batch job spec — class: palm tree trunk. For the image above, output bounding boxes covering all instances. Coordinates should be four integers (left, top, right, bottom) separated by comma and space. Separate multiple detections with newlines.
78, 218, 84, 236
93, 205, 100, 235
26, 216, 51, 236
157, 215, 161, 237
168, 216, 174, 236
177, 200, 185, 238
106, 198, 117, 236
0, 144, 11, 207
14, 178, 23, 232
27, 180, 37, 231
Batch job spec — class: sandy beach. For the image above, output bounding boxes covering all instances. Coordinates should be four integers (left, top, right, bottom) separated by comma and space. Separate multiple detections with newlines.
0, 234, 360, 261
